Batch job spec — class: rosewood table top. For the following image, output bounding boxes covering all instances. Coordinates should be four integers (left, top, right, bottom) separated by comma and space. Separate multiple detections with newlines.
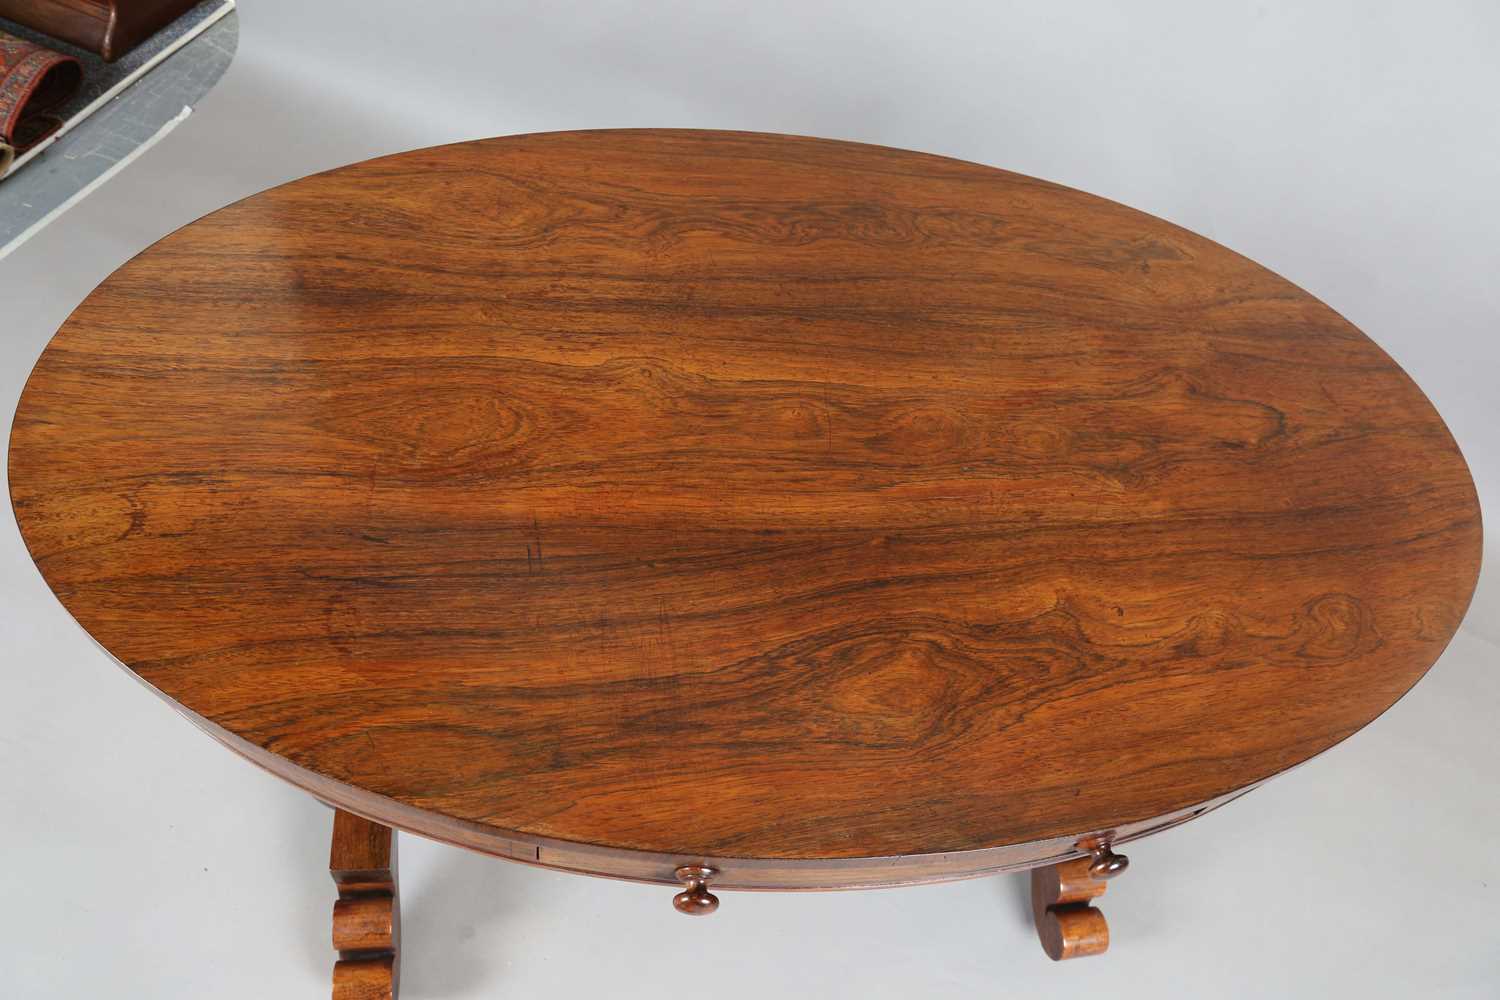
7, 129, 1481, 890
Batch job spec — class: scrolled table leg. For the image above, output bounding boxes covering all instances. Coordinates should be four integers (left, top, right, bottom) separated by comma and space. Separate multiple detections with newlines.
330, 809, 400, 999
1030, 841, 1129, 961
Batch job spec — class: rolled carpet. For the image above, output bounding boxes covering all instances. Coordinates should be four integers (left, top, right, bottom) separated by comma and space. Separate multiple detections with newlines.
0, 29, 82, 160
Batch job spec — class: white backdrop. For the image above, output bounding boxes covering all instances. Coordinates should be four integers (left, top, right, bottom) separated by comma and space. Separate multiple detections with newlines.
2, 3, 1496, 997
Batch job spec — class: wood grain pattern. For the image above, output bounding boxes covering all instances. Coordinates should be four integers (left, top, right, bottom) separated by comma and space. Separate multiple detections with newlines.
1031, 855, 1117, 960
6, 130, 1482, 887
330, 809, 398, 1000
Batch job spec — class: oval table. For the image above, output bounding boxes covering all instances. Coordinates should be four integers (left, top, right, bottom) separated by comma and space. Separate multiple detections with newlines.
8, 129, 1482, 994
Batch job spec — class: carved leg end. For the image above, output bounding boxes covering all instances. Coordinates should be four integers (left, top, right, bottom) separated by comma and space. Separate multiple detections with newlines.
1030, 845, 1127, 961
333, 957, 396, 1000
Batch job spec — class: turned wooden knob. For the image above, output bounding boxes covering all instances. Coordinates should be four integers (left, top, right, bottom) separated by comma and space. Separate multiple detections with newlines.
1087, 844, 1129, 879
672, 865, 720, 915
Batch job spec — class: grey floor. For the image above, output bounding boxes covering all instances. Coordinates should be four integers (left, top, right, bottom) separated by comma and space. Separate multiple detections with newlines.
2, 3, 1497, 997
